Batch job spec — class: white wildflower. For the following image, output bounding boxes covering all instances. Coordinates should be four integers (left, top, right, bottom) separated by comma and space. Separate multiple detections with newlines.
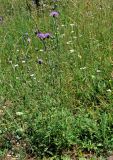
27, 37, 31, 43
22, 60, 25, 63
97, 70, 101, 73
107, 89, 112, 92
71, 30, 74, 33
14, 64, 19, 67
16, 112, 24, 116
30, 74, 35, 77
9, 60, 12, 64
39, 49, 44, 52
70, 49, 75, 53
66, 41, 72, 44
80, 67, 87, 70
73, 36, 77, 39
70, 24, 75, 26
91, 75, 95, 79
78, 54, 82, 59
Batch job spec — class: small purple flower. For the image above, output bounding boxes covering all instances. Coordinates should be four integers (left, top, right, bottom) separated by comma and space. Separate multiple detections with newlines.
37, 33, 46, 39
50, 11, 59, 17
44, 33, 51, 38
37, 32, 51, 40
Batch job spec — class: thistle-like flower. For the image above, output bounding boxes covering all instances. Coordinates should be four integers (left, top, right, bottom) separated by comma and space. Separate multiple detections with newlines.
50, 11, 59, 17
37, 32, 51, 40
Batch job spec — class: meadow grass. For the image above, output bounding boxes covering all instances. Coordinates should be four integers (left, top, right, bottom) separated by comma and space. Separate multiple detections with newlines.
0, 0, 113, 159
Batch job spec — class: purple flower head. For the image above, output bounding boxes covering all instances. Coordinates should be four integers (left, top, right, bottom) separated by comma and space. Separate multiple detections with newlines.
37, 32, 46, 39
44, 33, 51, 38
50, 11, 59, 17
37, 32, 51, 40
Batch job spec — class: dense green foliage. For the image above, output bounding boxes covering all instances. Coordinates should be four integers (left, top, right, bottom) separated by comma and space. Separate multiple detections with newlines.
0, 0, 113, 159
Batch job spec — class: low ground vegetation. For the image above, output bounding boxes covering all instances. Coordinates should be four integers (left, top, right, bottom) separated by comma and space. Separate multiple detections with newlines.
0, 0, 113, 159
